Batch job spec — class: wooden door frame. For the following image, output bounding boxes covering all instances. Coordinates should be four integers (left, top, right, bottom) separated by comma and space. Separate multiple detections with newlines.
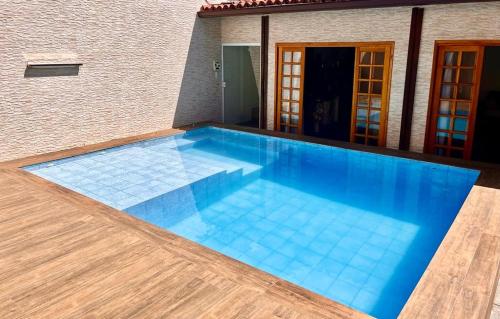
274, 41, 394, 146
424, 40, 500, 158
350, 44, 394, 147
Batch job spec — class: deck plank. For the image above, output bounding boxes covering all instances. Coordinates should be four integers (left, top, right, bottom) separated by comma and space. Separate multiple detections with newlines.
449, 234, 500, 319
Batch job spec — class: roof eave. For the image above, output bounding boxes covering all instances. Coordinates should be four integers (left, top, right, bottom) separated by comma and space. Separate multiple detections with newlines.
197, 0, 496, 17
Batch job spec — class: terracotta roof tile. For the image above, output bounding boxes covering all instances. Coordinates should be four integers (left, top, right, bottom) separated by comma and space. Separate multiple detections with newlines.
200, 0, 347, 12
199, 0, 485, 16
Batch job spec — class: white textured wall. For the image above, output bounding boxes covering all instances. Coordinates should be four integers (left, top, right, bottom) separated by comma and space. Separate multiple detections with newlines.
221, 16, 261, 44
0, 0, 221, 162
411, 2, 500, 152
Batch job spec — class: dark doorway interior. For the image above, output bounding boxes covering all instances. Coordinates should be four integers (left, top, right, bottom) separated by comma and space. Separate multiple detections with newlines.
303, 47, 355, 141
472, 46, 500, 163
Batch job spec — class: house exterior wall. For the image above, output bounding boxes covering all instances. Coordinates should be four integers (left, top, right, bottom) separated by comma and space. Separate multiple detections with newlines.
220, 2, 500, 152
0, 0, 221, 162
267, 7, 412, 149
411, 2, 500, 152
221, 16, 261, 44
221, 8, 412, 149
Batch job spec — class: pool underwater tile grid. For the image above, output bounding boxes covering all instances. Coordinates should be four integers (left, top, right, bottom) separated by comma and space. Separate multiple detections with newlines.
24, 126, 479, 319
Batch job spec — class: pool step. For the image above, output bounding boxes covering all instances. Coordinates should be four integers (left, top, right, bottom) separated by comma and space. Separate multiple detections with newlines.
142, 137, 202, 152
125, 164, 262, 223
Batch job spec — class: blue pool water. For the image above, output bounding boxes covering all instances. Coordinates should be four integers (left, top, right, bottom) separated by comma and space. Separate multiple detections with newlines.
25, 127, 479, 318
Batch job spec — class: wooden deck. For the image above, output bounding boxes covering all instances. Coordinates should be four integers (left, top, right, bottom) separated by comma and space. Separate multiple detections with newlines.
1, 124, 499, 319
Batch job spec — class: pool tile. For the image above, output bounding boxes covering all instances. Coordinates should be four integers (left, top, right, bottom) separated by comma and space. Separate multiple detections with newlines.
328, 247, 356, 263
261, 252, 292, 271
351, 290, 380, 314
326, 279, 360, 305
281, 261, 311, 283
357, 243, 386, 261
294, 249, 324, 267
349, 254, 378, 272
259, 233, 286, 248
338, 266, 369, 287
303, 269, 337, 294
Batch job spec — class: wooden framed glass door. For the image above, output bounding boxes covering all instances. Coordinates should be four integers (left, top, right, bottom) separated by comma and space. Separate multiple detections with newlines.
351, 45, 393, 146
276, 46, 305, 134
275, 42, 393, 144
427, 45, 484, 159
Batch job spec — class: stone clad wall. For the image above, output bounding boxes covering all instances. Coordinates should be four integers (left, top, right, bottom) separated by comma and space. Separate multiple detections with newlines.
0, 0, 222, 162
411, 2, 500, 152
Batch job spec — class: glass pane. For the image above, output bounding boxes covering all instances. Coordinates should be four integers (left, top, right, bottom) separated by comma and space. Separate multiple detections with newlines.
292, 77, 300, 89
358, 95, 369, 107
280, 125, 288, 133
442, 68, 457, 83
456, 101, 470, 116
291, 102, 299, 113
370, 96, 381, 109
360, 67, 370, 79
461, 52, 476, 66
451, 133, 466, 147
437, 116, 450, 130
372, 67, 383, 80
292, 64, 301, 75
370, 110, 380, 123
291, 89, 300, 101
280, 113, 289, 124
459, 69, 473, 84
453, 118, 468, 132
282, 89, 290, 100
436, 132, 449, 145
290, 127, 297, 134
440, 84, 455, 99
439, 100, 452, 115
368, 138, 378, 146
281, 101, 290, 112
368, 123, 379, 136
450, 149, 464, 158
360, 52, 371, 65
284, 52, 292, 63
355, 136, 366, 144
374, 52, 385, 65
359, 81, 369, 94
283, 64, 291, 75
372, 82, 382, 95
457, 85, 472, 100
291, 114, 299, 125
356, 121, 366, 134
435, 147, 447, 156
292, 51, 302, 63
444, 51, 458, 66
356, 108, 368, 121
282, 76, 290, 88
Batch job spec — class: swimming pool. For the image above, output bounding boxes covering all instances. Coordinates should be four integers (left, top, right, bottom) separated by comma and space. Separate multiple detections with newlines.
24, 126, 479, 318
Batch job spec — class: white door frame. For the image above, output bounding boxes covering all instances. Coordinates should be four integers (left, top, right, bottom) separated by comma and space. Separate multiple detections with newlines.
221, 43, 261, 127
